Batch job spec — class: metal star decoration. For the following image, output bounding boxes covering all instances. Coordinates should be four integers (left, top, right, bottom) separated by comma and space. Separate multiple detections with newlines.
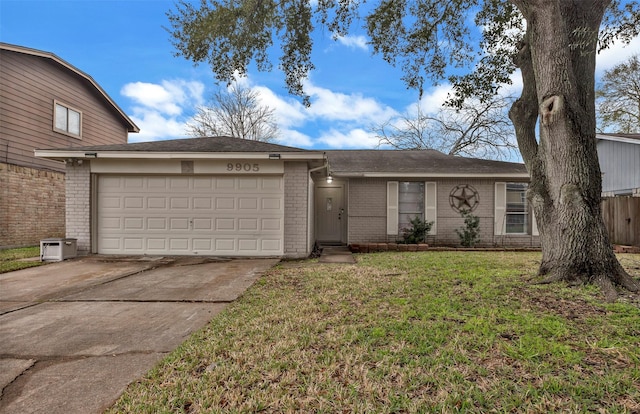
449, 184, 480, 212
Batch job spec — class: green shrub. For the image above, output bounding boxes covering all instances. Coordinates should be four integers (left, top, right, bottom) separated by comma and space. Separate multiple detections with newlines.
401, 215, 433, 244
456, 209, 481, 247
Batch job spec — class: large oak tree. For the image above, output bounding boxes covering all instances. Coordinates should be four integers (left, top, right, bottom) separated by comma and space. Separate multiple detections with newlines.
168, 0, 640, 300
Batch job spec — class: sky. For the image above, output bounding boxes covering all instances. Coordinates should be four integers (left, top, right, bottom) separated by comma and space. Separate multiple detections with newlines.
1, 0, 639, 155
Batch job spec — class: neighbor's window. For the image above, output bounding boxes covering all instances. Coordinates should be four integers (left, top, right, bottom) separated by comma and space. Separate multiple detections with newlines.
398, 181, 424, 232
54, 102, 82, 137
506, 183, 528, 234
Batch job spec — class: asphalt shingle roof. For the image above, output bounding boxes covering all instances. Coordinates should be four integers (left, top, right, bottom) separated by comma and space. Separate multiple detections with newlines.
325, 150, 528, 175
38, 136, 528, 176
41, 136, 313, 153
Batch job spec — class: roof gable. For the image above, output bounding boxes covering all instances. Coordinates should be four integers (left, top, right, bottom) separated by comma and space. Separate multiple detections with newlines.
0, 42, 139, 133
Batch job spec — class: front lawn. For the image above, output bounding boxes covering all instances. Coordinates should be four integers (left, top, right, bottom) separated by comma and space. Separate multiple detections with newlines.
0, 246, 43, 274
109, 251, 640, 413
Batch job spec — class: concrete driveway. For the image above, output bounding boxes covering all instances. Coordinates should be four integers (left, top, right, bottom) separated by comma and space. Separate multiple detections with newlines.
0, 255, 279, 414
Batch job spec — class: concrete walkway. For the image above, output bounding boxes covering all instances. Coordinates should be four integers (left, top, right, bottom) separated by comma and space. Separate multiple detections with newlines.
318, 246, 356, 264
0, 256, 278, 414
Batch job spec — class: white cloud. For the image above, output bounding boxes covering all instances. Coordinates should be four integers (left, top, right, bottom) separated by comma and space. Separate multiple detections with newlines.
409, 84, 454, 115
278, 128, 315, 148
596, 36, 640, 74
121, 79, 205, 142
127, 109, 188, 143
336, 35, 369, 52
317, 128, 379, 149
121, 76, 399, 148
305, 82, 398, 123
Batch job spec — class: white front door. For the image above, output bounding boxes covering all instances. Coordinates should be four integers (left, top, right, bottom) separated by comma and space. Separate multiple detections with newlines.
315, 185, 345, 243
97, 175, 283, 256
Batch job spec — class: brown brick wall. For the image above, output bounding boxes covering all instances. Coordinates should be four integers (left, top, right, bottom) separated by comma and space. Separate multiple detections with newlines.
0, 162, 65, 247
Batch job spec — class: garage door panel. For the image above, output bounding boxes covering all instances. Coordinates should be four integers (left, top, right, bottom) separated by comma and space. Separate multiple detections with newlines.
193, 239, 212, 250
261, 239, 281, 251
124, 217, 144, 230
262, 198, 281, 209
193, 177, 213, 189
124, 238, 143, 250
124, 197, 144, 209
169, 218, 190, 230
98, 175, 283, 256
124, 177, 144, 189
215, 198, 235, 209
262, 218, 282, 231
238, 198, 258, 210
262, 177, 282, 190
147, 218, 167, 230
170, 197, 190, 209
193, 198, 212, 209
170, 177, 190, 189
146, 239, 166, 250
101, 217, 122, 230
238, 218, 258, 231
169, 239, 189, 251
238, 239, 258, 251
215, 178, 235, 189
193, 218, 212, 230
147, 197, 167, 209
215, 218, 236, 231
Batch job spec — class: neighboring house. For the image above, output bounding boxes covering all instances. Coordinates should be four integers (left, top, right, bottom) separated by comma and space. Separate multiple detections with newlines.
0, 43, 138, 247
597, 133, 640, 196
35, 136, 539, 258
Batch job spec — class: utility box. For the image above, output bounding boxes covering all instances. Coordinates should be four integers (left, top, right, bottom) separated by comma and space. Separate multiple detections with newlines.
40, 238, 78, 261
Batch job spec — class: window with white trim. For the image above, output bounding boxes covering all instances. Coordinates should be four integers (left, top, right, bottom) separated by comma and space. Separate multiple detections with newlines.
398, 181, 424, 233
54, 101, 82, 137
505, 183, 528, 234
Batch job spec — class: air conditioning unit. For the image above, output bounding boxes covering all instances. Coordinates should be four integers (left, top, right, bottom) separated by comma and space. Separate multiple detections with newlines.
40, 238, 77, 261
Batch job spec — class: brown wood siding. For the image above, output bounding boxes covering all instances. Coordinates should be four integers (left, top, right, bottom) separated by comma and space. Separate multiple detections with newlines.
0, 49, 130, 172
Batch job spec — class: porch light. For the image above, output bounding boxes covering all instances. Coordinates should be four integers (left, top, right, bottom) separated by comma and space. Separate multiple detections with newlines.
326, 175, 333, 183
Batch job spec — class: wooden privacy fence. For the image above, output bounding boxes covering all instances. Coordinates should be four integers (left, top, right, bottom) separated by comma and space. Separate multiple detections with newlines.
601, 197, 640, 247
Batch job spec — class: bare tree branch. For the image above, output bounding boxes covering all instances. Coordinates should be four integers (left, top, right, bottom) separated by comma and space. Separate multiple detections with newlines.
372, 95, 519, 160
596, 54, 640, 133
186, 83, 279, 142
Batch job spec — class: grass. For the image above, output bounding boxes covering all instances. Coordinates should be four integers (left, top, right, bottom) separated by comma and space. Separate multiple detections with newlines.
108, 251, 640, 413
0, 246, 44, 273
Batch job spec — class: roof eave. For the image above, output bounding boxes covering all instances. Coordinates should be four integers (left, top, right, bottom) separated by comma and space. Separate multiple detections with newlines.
333, 172, 530, 179
596, 133, 640, 145
34, 150, 325, 161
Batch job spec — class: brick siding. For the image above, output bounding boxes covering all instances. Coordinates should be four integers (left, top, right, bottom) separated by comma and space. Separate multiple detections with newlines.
347, 178, 387, 243
284, 162, 310, 258
346, 177, 540, 248
65, 162, 91, 253
0, 162, 65, 247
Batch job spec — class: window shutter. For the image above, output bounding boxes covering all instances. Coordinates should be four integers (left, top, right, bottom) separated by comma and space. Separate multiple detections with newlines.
494, 182, 506, 236
387, 181, 399, 235
425, 182, 437, 235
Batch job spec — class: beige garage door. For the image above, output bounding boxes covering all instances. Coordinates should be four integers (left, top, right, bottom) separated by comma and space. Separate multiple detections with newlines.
97, 175, 283, 256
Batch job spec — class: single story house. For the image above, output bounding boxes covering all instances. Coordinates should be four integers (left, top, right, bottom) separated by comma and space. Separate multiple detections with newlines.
35, 136, 539, 258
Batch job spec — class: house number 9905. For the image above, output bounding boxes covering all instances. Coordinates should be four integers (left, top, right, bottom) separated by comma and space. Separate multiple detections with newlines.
227, 163, 260, 172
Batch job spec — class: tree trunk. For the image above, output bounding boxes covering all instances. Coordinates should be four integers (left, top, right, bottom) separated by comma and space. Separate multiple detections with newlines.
509, 0, 639, 301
